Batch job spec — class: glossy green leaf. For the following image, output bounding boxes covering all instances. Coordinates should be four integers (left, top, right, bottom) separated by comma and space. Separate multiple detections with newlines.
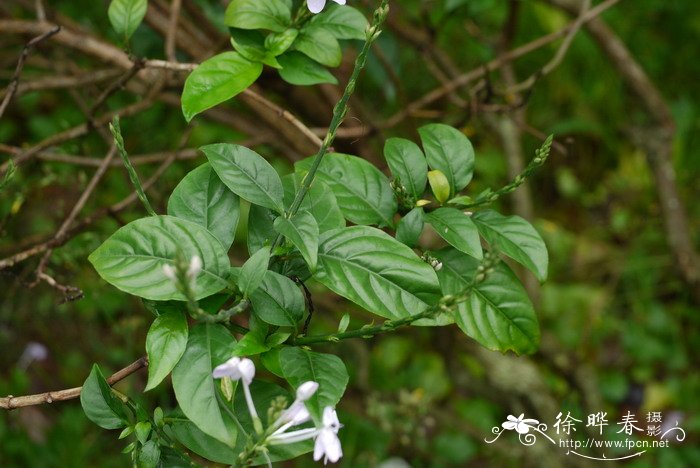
167, 163, 240, 251
88, 216, 229, 301
247, 204, 277, 255
425, 208, 482, 259
80, 364, 128, 430
282, 174, 344, 232
396, 207, 424, 247
306, 5, 369, 40
145, 311, 188, 391
296, 153, 397, 227
182, 52, 262, 122
202, 143, 285, 213
434, 248, 540, 355
224, 0, 291, 32
249, 270, 304, 326
229, 28, 281, 68
280, 347, 349, 421
170, 414, 239, 464
274, 212, 319, 271
472, 210, 548, 282
265, 28, 299, 56
278, 52, 338, 85
239, 246, 270, 297
232, 315, 271, 356
107, 0, 147, 40
171, 324, 237, 446
419, 124, 475, 196
292, 28, 341, 67
428, 169, 450, 204
135, 421, 152, 445
315, 226, 441, 319
384, 137, 427, 200
139, 440, 160, 468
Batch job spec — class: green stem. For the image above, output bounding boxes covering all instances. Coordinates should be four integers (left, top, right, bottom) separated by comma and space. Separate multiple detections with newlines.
110, 116, 157, 216
270, 0, 390, 253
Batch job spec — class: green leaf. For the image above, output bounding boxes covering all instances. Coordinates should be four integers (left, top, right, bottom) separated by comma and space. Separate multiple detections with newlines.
396, 207, 424, 247
201, 143, 285, 213
306, 5, 369, 40
265, 28, 299, 56
282, 174, 344, 233
419, 124, 475, 196
247, 204, 277, 255
428, 169, 450, 204
472, 210, 548, 282
224, 0, 291, 32
88, 216, 230, 301
337, 313, 350, 333
425, 208, 482, 259
107, 0, 147, 41
145, 311, 189, 391
167, 163, 240, 251
434, 248, 540, 355
80, 364, 128, 430
233, 316, 272, 356
277, 52, 338, 86
315, 226, 441, 319
260, 348, 284, 377
170, 414, 239, 464
384, 137, 428, 200
292, 28, 341, 67
249, 270, 305, 326
135, 421, 152, 445
274, 212, 319, 271
296, 153, 397, 228
182, 52, 262, 122
172, 324, 238, 446
229, 28, 281, 68
0, 160, 16, 192
280, 347, 349, 421
239, 246, 270, 297
139, 440, 161, 468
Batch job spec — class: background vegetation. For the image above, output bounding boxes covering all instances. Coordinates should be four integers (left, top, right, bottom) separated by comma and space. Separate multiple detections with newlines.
1, 0, 698, 466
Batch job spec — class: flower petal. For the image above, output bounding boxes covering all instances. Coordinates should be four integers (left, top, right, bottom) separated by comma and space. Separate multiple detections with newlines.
307, 0, 326, 13
332, 0, 347, 4
502, 421, 517, 430
515, 422, 531, 434
297, 381, 319, 401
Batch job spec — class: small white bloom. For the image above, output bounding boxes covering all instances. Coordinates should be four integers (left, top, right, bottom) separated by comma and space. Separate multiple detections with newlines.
162, 264, 177, 281
212, 356, 255, 385
296, 381, 319, 401
187, 255, 202, 278
502, 413, 539, 434
307, 0, 346, 14
314, 407, 343, 464
434, 261, 443, 272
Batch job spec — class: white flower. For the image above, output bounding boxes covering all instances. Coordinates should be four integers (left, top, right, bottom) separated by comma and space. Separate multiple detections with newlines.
162, 263, 177, 281
307, 0, 346, 14
212, 357, 255, 385
296, 381, 319, 401
187, 255, 202, 278
314, 407, 343, 464
502, 413, 539, 434
270, 381, 319, 433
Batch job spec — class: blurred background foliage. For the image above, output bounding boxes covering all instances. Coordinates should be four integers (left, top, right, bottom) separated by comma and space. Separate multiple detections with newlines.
1, 0, 699, 466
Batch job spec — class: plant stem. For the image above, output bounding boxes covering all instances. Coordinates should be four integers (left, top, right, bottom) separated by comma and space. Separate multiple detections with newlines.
270, 0, 390, 254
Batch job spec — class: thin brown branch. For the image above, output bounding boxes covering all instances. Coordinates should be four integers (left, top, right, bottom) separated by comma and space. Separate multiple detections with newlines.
0, 357, 148, 410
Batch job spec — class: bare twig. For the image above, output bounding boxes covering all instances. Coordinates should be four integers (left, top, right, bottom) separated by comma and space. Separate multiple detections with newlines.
0, 357, 148, 410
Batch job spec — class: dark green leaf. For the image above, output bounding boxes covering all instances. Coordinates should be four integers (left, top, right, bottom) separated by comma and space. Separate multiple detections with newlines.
201, 143, 285, 213
419, 124, 475, 196
182, 52, 262, 122
425, 208, 482, 259
171, 324, 238, 446
282, 174, 344, 233
80, 364, 128, 430
384, 137, 427, 200
265, 28, 299, 56
135, 421, 151, 445
239, 246, 270, 297
229, 28, 281, 67
249, 270, 305, 326
306, 5, 369, 40
145, 311, 188, 391
247, 204, 277, 255
278, 52, 338, 85
292, 28, 341, 67
88, 216, 230, 301
224, 0, 291, 32
316, 226, 441, 319
280, 347, 349, 421
434, 248, 540, 354
138, 440, 160, 468
274, 211, 319, 271
472, 210, 548, 281
108, 0, 147, 40
296, 153, 397, 227
167, 163, 240, 251
396, 207, 424, 247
